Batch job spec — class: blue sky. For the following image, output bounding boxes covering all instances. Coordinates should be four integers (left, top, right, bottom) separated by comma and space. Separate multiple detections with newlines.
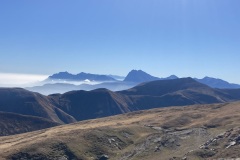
0, 0, 240, 83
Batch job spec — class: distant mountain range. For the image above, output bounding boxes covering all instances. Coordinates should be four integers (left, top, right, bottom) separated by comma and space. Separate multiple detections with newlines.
123, 70, 240, 89
48, 71, 116, 81
123, 70, 179, 83
26, 81, 138, 95
47, 70, 179, 83
26, 70, 240, 95
2, 78, 240, 136
26, 70, 180, 95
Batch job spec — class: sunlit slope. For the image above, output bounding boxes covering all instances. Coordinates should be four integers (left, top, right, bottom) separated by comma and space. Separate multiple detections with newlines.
1, 101, 240, 160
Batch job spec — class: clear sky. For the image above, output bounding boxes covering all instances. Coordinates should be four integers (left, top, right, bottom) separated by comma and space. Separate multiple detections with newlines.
0, 0, 240, 83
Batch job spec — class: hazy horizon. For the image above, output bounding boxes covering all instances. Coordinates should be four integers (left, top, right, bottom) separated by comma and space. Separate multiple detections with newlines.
1, 70, 240, 88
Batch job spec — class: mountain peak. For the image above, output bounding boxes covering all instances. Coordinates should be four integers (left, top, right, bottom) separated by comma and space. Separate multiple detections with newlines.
203, 76, 215, 79
49, 71, 74, 79
56, 71, 71, 75
165, 75, 179, 79
124, 70, 159, 83
131, 69, 144, 72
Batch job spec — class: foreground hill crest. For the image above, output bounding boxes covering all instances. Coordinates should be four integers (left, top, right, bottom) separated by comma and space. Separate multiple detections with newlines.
1, 101, 240, 160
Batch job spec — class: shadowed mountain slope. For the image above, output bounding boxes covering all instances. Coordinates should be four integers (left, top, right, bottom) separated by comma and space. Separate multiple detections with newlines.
119, 78, 236, 105
48, 78, 240, 121
49, 88, 135, 121
0, 88, 76, 124
195, 76, 240, 89
2, 78, 240, 136
121, 77, 206, 96
0, 111, 60, 136
4, 78, 240, 123
221, 88, 240, 99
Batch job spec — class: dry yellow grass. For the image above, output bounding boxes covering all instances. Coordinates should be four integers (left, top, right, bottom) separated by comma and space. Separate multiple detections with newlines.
1, 101, 240, 160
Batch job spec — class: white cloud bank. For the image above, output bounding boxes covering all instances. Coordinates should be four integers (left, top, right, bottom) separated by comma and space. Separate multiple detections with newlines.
0, 73, 48, 87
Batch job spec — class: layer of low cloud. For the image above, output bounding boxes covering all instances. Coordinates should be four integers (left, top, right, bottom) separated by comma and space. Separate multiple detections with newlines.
47, 79, 102, 86
0, 73, 48, 87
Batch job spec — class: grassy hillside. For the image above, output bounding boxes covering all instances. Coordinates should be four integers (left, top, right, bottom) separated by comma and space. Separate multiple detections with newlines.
1, 101, 240, 160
